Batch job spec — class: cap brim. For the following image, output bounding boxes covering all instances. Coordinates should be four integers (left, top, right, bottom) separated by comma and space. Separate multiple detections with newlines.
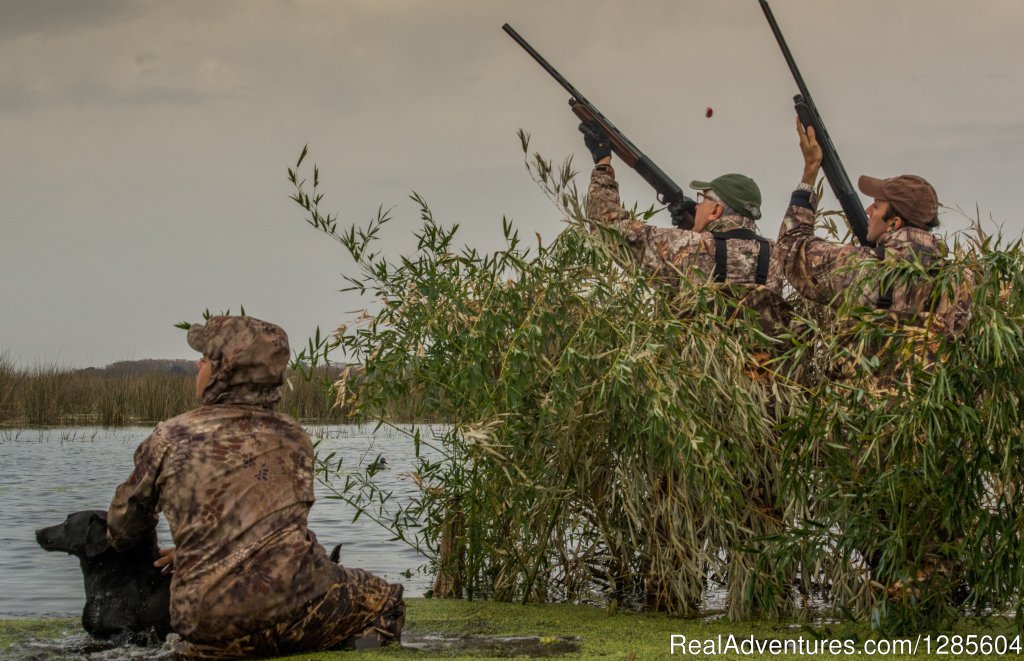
858, 175, 885, 199
689, 180, 713, 191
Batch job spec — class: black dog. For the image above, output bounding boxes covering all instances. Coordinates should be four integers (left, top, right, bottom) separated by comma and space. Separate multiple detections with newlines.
35, 509, 172, 643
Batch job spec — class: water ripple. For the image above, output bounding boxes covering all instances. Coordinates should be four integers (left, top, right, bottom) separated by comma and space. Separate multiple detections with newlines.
1, 424, 440, 616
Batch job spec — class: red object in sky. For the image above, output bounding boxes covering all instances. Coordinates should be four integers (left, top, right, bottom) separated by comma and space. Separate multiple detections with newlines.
705, 106, 714, 118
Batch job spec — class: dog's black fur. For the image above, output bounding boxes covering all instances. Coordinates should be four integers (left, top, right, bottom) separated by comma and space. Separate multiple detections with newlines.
35, 509, 172, 643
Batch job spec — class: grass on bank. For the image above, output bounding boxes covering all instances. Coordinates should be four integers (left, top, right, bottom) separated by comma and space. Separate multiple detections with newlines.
0, 355, 390, 426
0, 617, 79, 649
4, 599, 1023, 660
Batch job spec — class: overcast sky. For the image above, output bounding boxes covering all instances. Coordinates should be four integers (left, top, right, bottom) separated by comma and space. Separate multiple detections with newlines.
4, 0, 1023, 367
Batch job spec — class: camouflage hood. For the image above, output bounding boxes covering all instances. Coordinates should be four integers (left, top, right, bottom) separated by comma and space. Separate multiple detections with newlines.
187, 316, 289, 407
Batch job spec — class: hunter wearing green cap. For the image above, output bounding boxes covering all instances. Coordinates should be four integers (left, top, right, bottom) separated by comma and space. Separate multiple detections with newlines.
579, 121, 786, 331
688, 174, 763, 229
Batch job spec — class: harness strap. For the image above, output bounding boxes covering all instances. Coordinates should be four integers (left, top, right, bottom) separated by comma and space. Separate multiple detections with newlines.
711, 229, 771, 285
875, 246, 894, 310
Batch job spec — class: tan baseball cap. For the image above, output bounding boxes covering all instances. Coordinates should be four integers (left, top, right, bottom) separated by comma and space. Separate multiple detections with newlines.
858, 174, 939, 229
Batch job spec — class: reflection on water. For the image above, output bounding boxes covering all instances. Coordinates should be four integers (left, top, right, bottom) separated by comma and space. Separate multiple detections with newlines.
0, 425, 438, 617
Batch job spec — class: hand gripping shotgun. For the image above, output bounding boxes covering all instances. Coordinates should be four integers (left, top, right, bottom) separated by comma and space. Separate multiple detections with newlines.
759, 0, 872, 246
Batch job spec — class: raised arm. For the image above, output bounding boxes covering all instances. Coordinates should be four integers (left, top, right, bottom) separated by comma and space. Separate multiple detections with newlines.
776, 120, 866, 306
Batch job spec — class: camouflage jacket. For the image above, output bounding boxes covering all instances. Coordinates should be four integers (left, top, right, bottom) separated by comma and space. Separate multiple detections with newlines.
776, 190, 971, 335
586, 165, 784, 292
107, 405, 399, 645
586, 165, 787, 331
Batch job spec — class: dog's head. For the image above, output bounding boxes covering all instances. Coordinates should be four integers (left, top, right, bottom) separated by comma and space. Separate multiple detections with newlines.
36, 510, 111, 559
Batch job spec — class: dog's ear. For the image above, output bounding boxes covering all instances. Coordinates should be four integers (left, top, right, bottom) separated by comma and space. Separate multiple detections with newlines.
84, 512, 111, 558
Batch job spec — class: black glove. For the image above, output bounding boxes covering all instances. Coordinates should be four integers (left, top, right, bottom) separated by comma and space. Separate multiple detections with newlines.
669, 198, 696, 230
578, 121, 612, 163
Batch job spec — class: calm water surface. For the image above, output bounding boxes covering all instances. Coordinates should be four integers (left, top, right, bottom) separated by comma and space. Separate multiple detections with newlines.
0, 424, 439, 617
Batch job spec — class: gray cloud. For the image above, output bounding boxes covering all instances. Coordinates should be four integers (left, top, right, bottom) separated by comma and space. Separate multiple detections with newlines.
904, 120, 1024, 144
0, 0, 137, 40
2, 0, 1024, 366
0, 78, 215, 113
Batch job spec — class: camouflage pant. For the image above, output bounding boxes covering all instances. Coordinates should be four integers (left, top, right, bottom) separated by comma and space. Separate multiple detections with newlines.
175, 572, 405, 660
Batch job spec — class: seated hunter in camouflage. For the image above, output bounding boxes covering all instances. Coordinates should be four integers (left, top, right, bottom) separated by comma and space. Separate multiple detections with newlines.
107, 316, 404, 659
578, 121, 786, 328
778, 120, 971, 335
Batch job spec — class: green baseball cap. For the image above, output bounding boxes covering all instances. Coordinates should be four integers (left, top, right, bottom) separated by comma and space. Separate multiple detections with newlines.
689, 174, 762, 220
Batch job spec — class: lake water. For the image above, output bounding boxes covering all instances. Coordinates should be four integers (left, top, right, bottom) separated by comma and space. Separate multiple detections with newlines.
0, 424, 439, 617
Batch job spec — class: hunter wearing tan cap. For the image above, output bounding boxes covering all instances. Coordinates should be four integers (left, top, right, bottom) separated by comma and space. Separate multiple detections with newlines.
775, 121, 974, 604
774, 119, 970, 334
857, 173, 940, 233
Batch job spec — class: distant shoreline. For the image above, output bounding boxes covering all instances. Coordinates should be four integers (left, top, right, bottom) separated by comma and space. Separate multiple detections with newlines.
0, 357, 364, 426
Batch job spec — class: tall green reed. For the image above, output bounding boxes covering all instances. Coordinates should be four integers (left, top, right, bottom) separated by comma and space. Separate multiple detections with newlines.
777, 222, 1024, 633
289, 138, 1024, 632
289, 138, 799, 617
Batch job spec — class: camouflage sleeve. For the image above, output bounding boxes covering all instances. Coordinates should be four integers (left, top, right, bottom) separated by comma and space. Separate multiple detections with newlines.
107, 425, 168, 550
585, 164, 707, 274
585, 164, 630, 227
775, 190, 862, 305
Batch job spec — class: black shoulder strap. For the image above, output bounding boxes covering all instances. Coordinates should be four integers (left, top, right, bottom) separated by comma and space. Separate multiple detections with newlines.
875, 246, 894, 310
711, 229, 771, 285
713, 235, 729, 283
755, 239, 771, 286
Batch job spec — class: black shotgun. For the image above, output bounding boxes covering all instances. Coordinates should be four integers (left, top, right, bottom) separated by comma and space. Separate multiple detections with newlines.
759, 0, 872, 246
503, 23, 696, 228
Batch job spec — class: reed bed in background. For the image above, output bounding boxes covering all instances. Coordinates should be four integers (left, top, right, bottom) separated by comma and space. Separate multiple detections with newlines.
0, 363, 361, 426
289, 138, 1024, 634
0, 353, 18, 423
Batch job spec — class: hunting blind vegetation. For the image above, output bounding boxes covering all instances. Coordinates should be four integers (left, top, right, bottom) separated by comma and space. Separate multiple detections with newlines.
288, 138, 1024, 634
